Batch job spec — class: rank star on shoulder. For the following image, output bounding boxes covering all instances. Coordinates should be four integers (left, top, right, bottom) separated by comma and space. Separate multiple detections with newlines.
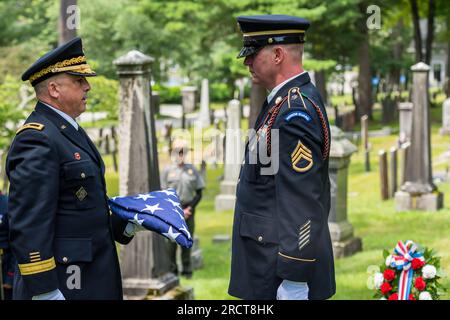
163, 226, 181, 242
140, 203, 163, 214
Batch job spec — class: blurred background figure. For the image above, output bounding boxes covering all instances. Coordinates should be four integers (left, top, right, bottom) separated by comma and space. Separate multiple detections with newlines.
161, 140, 205, 279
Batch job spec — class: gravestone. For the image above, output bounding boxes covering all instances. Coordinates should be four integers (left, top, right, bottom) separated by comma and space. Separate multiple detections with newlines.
398, 102, 413, 145
114, 50, 192, 300
328, 126, 362, 258
389, 147, 398, 197
395, 63, 443, 211
181, 86, 197, 114
439, 98, 450, 135
361, 115, 370, 172
198, 79, 211, 128
215, 99, 243, 211
379, 150, 389, 200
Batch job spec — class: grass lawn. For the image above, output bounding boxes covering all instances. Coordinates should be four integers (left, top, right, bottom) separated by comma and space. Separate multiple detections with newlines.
104, 104, 450, 300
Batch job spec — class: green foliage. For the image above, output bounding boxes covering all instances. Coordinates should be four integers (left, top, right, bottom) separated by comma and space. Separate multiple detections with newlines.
153, 84, 181, 104
86, 76, 118, 120
0, 75, 33, 149
210, 83, 233, 102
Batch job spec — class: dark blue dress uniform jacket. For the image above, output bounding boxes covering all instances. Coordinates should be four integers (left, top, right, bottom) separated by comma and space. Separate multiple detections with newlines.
228, 73, 336, 300
6, 102, 132, 300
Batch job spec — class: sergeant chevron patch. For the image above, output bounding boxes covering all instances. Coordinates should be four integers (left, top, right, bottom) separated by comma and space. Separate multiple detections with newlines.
291, 140, 313, 173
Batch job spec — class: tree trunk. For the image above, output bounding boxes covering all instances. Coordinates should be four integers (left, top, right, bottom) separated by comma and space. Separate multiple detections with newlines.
357, 34, 372, 118
315, 70, 328, 105
410, 0, 423, 62
248, 82, 267, 129
59, 0, 77, 45
425, 0, 435, 65
390, 19, 404, 90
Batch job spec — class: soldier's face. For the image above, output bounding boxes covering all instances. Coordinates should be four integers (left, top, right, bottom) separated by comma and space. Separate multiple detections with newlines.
244, 46, 277, 90
52, 74, 91, 118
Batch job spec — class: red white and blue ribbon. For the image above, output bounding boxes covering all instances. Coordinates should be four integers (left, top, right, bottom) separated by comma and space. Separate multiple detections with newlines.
390, 240, 425, 300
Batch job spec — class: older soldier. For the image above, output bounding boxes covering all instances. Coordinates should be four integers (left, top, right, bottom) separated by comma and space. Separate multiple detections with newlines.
228, 15, 335, 300
161, 140, 205, 279
6, 38, 141, 300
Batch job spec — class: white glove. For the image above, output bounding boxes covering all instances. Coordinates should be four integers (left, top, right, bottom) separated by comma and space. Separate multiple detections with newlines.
32, 289, 65, 300
276, 280, 309, 300
123, 222, 146, 237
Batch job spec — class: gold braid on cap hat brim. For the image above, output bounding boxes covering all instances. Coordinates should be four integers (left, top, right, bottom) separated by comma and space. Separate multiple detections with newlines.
29, 56, 93, 83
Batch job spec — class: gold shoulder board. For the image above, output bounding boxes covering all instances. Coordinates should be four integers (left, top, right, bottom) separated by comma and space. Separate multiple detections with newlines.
16, 123, 45, 135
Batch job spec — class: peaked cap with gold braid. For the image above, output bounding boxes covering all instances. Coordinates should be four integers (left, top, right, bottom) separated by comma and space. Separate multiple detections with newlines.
21, 37, 96, 86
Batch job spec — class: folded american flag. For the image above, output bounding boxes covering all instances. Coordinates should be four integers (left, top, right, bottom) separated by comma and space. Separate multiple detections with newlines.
108, 188, 193, 248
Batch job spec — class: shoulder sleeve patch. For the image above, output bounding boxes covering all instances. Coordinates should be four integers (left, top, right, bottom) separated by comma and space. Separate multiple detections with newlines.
16, 123, 45, 135
284, 110, 312, 123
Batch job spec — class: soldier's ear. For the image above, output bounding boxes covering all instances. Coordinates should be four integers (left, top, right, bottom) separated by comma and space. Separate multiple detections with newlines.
47, 79, 60, 99
273, 46, 284, 65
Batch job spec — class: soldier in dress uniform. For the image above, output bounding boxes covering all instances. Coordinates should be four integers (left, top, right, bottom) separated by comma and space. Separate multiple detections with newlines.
228, 15, 336, 300
161, 140, 205, 279
6, 37, 142, 300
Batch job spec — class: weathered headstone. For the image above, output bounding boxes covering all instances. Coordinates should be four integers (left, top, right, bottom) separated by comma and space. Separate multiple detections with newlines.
389, 147, 398, 197
215, 99, 243, 211
379, 150, 389, 200
395, 63, 443, 211
439, 98, 450, 135
114, 50, 192, 300
361, 115, 370, 172
398, 102, 413, 145
328, 126, 362, 258
198, 79, 211, 128
181, 86, 197, 114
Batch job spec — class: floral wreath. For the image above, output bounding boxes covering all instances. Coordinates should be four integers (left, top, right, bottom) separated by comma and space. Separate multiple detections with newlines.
373, 240, 446, 300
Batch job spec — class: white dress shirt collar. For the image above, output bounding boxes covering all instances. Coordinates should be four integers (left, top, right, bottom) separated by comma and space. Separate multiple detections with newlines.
267, 71, 307, 104
39, 101, 79, 130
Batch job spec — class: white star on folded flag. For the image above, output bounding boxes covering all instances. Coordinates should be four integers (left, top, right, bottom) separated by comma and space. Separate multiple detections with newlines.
134, 194, 155, 201
141, 203, 163, 214
173, 208, 185, 220
163, 226, 181, 242
129, 213, 144, 226
166, 198, 181, 208
179, 226, 191, 239
160, 189, 176, 196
